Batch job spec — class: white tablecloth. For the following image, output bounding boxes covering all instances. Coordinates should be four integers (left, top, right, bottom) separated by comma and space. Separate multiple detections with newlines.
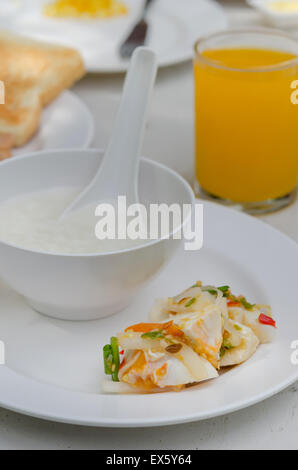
0, 1, 297, 449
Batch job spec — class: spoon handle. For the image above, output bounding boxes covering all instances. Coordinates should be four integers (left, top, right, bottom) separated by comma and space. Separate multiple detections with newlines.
99, 47, 157, 205
60, 47, 157, 219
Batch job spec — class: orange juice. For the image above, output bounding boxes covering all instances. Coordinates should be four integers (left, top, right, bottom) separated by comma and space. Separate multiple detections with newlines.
194, 47, 298, 203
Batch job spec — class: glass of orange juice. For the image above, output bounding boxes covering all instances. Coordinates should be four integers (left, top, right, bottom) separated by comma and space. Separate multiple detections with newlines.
194, 29, 298, 214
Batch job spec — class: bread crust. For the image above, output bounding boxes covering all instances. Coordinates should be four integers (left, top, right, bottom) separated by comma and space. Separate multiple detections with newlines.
0, 31, 85, 149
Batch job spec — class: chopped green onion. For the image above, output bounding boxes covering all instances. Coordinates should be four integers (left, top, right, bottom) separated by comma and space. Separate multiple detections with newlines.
206, 289, 217, 296
220, 340, 234, 357
222, 339, 233, 350
202, 285, 230, 298
103, 337, 120, 381
218, 285, 230, 297
185, 297, 196, 307
141, 330, 164, 340
220, 346, 226, 358
218, 285, 230, 293
202, 286, 218, 296
234, 324, 242, 331
103, 344, 113, 375
240, 297, 255, 310
110, 336, 120, 382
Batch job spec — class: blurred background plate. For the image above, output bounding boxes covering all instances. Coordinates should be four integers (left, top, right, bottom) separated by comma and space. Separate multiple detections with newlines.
0, 0, 228, 73
12, 91, 94, 157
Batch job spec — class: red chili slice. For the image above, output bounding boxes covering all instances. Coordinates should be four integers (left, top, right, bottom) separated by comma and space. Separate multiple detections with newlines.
258, 313, 276, 328
120, 350, 124, 355
227, 301, 241, 307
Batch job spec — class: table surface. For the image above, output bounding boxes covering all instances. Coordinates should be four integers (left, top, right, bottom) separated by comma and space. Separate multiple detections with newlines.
1, 1, 297, 450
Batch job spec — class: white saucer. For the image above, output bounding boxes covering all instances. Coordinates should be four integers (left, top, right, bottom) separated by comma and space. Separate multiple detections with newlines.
0, 200, 297, 427
12, 91, 94, 157
0, 0, 228, 73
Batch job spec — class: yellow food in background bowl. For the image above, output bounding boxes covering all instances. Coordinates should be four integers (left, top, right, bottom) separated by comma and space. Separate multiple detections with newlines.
44, 0, 127, 18
269, 1, 298, 12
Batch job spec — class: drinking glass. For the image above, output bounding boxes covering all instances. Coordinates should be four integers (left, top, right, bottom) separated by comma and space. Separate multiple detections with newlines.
194, 29, 298, 214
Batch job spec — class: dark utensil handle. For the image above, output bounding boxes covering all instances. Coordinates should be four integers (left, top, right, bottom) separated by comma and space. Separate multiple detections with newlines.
144, 0, 154, 13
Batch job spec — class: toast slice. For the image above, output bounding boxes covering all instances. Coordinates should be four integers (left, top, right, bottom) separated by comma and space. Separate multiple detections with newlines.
0, 31, 85, 151
0, 80, 42, 150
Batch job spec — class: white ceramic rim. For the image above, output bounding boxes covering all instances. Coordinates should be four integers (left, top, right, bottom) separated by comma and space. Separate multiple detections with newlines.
24, 0, 228, 74
86, 0, 228, 73
64, 91, 95, 149
9, 90, 95, 157
1, 365, 298, 427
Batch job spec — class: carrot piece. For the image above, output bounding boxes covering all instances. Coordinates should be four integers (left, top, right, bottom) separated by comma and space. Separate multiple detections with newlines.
125, 322, 164, 333
227, 301, 241, 307
164, 323, 184, 338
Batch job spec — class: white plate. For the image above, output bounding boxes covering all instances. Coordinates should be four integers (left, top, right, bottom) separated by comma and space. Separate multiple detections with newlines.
0, 200, 297, 427
12, 91, 94, 157
0, 0, 227, 73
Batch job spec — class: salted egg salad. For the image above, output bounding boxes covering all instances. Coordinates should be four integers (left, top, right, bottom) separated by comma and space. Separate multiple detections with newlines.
102, 282, 276, 393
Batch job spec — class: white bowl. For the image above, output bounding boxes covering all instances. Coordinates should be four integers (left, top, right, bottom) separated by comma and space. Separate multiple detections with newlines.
247, 0, 298, 28
0, 149, 194, 321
